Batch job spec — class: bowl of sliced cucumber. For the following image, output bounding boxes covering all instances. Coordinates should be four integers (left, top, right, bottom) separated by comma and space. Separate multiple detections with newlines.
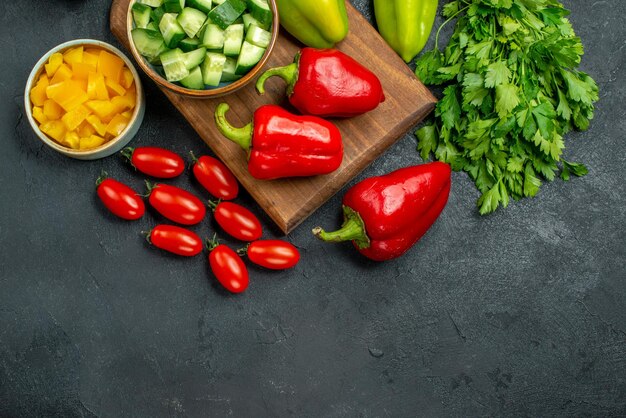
127, 0, 278, 98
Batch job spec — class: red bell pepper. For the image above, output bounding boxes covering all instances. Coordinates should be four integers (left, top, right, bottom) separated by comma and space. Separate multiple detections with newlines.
255, 48, 385, 118
313, 162, 451, 261
214, 103, 343, 180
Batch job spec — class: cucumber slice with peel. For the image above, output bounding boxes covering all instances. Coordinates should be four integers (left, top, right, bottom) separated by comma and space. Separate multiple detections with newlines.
223, 24, 244, 56
180, 66, 205, 89
245, 24, 271, 48
187, 0, 212, 13
208, 0, 247, 30
131, 28, 166, 59
179, 37, 200, 52
159, 13, 187, 48
201, 24, 225, 49
235, 41, 265, 75
201, 52, 227, 86
160, 48, 190, 81
177, 7, 207, 38
245, 0, 271, 28
132, 3, 152, 29
182, 47, 207, 69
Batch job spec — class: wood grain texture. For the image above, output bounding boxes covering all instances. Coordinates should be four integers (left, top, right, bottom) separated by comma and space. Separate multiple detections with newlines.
110, 0, 436, 234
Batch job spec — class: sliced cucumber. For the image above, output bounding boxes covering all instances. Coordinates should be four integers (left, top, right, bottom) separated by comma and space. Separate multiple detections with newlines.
159, 13, 186, 48
201, 52, 227, 86
132, 3, 152, 29
235, 40, 265, 75
242, 13, 269, 31
140, 0, 163, 6
201, 23, 225, 49
160, 48, 190, 81
245, 24, 271, 48
208, 0, 247, 30
164, 0, 185, 13
182, 47, 207, 69
187, 0, 212, 13
245, 0, 271, 28
180, 66, 205, 89
145, 21, 159, 31
223, 24, 244, 56
179, 37, 200, 52
177, 7, 207, 38
151, 6, 166, 24
220, 57, 241, 82
213, 0, 226, 4
131, 28, 166, 59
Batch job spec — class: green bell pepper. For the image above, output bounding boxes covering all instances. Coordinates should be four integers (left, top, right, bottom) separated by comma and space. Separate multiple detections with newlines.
275, 0, 349, 49
374, 0, 438, 63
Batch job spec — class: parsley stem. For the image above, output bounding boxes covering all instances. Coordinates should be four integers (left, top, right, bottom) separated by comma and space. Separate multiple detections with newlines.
435, 5, 471, 51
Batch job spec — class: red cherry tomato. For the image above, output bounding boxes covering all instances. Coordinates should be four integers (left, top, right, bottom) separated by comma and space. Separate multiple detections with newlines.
245, 240, 300, 270
149, 225, 202, 256
212, 201, 262, 241
122, 147, 185, 178
209, 244, 249, 293
96, 177, 145, 220
191, 153, 239, 200
148, 183, 206, 225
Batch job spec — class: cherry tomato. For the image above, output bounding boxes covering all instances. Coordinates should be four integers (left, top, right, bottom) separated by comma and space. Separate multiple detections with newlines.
209, 244, 249, 293
245, 240, 300, 270
96, 177, 145, 220
212, 201, 262, 241
149, 225, 202, 256
191, 153, 239, 200
122, 147, 185, 178
148, 183, 206, 225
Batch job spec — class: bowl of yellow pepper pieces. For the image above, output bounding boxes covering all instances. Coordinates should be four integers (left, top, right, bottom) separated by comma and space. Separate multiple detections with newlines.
25, 39, 145, 160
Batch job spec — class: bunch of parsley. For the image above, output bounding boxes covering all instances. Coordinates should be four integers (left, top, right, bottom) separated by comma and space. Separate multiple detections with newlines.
415, 0, 598, 214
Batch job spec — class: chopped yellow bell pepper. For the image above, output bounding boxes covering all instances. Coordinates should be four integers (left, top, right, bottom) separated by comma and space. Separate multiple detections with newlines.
45, 53, 63, 78
49, 63, 73, 85
62, 131, 81, 149
43, 99, 63, 120
61, 104, 91, 131
86, 115, 107, 136
121, 68, 135, 89
71, 62, 97, 80
40, 120, 67, 143
79, 134, 106, 150
105, 113, 129, 137
85, 100, 114, 120
32, 106, 47, 124
78, 120, 97, 138
105, 77, 126, 97
98, 50, 124, 82
87, 72, 109, 100
63, 46, 83, 66
48, 80, 89, 112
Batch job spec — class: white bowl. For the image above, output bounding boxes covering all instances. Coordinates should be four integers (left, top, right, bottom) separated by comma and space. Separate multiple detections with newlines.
24, 39, 145, 160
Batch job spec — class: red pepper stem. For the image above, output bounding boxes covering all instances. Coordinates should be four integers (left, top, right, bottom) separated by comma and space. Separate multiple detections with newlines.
255, 62, 298, 96
312, 206, 371, 250
214, 103, 253, 152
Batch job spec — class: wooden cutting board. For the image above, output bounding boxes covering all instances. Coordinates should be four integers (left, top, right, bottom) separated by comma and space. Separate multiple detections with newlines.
110, 0, 436, 234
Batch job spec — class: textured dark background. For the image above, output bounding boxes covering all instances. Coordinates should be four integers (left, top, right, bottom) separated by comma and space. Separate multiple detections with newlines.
1, 0, 625, 416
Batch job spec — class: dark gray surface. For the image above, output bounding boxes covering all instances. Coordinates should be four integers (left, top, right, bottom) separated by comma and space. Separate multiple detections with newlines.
1, 1, 625, 416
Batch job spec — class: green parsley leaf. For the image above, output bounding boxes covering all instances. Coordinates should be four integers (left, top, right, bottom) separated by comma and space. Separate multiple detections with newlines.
495, 84, 521, 118
485, 61, 511, 88
416, 124, 438, 161
561, 160, 588, 180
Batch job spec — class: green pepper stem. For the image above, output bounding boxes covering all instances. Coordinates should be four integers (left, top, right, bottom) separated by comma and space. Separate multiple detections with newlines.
255, 63, 298, 96
312, 206, 371, 250
120, 147, 134, 162
95, 170, 108, 187
214, 103, 253, 152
